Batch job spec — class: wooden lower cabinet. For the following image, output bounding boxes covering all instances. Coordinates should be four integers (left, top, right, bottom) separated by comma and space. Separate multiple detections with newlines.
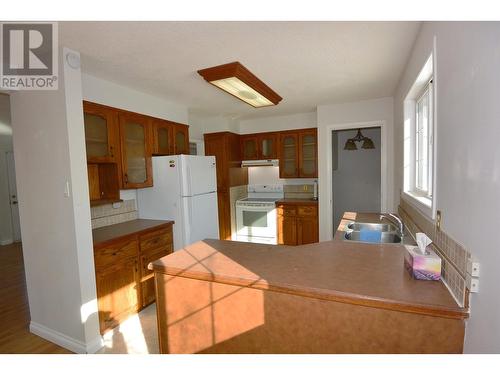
94, 223, 173, 334
277, 202, 318, 246
95, 256, 140, 334
297, 216, 319, 245
217, 191, 231, 240
140, 249, 167, 307
278, 215, 297, 245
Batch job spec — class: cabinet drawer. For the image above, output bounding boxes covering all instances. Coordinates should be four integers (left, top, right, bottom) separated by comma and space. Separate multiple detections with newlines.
94, 239, 138, 270
139, 227, 172, 253
277, 206, 297, 217
298, 205, 317, 217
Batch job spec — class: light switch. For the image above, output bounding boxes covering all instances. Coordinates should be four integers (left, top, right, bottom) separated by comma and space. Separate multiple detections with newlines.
436, 210, 442, 231
64, 181, 71, 198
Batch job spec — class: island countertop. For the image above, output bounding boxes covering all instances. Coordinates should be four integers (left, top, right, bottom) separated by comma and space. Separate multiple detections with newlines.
151, 213, 468, 320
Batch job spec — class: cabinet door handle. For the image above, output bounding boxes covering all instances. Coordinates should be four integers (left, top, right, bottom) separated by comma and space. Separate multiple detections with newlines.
124, 173, 129, 184
109, 145, 114, 157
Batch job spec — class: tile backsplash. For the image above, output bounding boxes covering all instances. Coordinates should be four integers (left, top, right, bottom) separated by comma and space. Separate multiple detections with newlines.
91, 199, 138, 229
283, 184, 316, 200
399, 198, 471, 307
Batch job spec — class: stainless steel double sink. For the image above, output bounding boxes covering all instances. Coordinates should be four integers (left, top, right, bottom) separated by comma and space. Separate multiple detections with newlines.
344, 221, 402, 244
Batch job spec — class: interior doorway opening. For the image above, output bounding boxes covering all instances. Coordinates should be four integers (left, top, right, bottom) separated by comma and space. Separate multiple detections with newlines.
0, 93, 21, 245
332, 127, 382, 230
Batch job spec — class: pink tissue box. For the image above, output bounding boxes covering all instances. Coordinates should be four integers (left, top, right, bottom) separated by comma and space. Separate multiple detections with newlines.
404, 246, 442, 281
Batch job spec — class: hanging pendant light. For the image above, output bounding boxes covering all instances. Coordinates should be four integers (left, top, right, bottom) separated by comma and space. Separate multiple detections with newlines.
361, 138, 375, 149
344, 129, 375, 151
344, 139, 357, 150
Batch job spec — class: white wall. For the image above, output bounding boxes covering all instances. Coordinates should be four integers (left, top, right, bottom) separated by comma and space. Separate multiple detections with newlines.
393, 22, 500, 353
333, 128, 381, 229
0, 94, 13, 244
9, 48, 101, 353
317, 97, 394, 240
82, 73, 188, 124
188, 112, 239, 142
238, 111, 316, 134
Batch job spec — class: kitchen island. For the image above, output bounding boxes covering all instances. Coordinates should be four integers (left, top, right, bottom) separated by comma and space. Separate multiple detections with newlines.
150, 213, 468, 354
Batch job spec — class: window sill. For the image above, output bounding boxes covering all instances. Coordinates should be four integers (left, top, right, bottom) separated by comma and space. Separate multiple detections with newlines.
402, 191, 434, 219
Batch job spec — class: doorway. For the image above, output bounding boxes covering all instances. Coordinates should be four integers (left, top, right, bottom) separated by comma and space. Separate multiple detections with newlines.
332, 127, 381, 230
0, 93, 20, 245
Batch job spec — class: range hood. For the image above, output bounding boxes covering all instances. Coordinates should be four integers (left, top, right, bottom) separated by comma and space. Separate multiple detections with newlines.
241, 159, 279, 167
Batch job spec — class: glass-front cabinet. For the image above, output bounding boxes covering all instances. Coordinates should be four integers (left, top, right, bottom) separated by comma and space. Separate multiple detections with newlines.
83, 101, 119, 163
241, 133, 277, 160
241, 135, 259, 160
298, 130, 318, 177
152, 119, 172, 155
259, 133, 278, 159
119, 113, 153, 188
279, 129, 317, 178
173, 123, 189, 155
279, 133, 299, 178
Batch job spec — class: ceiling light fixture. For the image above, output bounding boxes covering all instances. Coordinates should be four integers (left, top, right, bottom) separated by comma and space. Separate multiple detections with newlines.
197, 62, 282, 108
343, 129, 375, 150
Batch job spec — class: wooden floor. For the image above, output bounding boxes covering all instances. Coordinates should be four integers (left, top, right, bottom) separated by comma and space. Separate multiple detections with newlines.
0, 242, 72, 354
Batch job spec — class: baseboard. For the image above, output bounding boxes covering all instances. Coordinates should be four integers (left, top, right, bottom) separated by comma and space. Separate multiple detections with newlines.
30, 321, 104, 354
0, 239, 13, 246
86, 335, 104, 354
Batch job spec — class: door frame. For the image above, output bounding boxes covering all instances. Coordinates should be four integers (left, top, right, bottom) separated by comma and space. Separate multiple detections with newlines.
323, 120, 387, 240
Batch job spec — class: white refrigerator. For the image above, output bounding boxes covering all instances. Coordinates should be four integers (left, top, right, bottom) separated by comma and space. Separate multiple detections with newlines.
137, 155, 219, 251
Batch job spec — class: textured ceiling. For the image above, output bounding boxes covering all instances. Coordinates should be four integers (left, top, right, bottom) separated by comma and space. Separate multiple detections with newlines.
59, 21, 421, 119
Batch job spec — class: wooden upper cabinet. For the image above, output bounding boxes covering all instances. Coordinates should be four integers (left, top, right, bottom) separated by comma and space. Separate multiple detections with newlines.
298, 129, 318, 178
278, 128, 317, 178
173, 123, 189, 155
83, 101, 119, 163
118, 112, 153, 189
259, 133, 278, 159
279, 132, 299, 178
152, 119, 173, 156
241, 135, 259, 160
241, 133, 278, 160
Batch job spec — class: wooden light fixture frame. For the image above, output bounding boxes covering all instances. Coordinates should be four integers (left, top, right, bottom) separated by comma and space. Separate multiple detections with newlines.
197, 61, 282, 107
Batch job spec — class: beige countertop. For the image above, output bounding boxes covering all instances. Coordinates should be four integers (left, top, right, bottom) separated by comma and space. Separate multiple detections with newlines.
92, 219, 174, 247
151, 212, 467, 319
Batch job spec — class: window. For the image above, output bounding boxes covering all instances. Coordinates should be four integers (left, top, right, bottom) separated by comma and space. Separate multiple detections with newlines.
403, 54, 435, 218
189, 140, 204, 155
415, 80, 433, 197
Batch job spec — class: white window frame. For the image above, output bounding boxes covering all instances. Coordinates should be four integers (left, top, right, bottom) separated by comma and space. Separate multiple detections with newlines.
403, 52, 436, 219
414, 79, 433, 198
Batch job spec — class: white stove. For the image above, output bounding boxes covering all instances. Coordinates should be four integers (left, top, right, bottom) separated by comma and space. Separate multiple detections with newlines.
235, 185, 283, 244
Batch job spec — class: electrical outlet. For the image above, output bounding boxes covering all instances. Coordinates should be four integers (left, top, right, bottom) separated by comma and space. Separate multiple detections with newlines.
436, 210, 442, 231
467, 258, 480, 277
466, 274, 480, 293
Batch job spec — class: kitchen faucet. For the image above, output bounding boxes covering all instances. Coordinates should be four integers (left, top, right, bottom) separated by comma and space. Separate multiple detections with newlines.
380, 213, 404, 236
